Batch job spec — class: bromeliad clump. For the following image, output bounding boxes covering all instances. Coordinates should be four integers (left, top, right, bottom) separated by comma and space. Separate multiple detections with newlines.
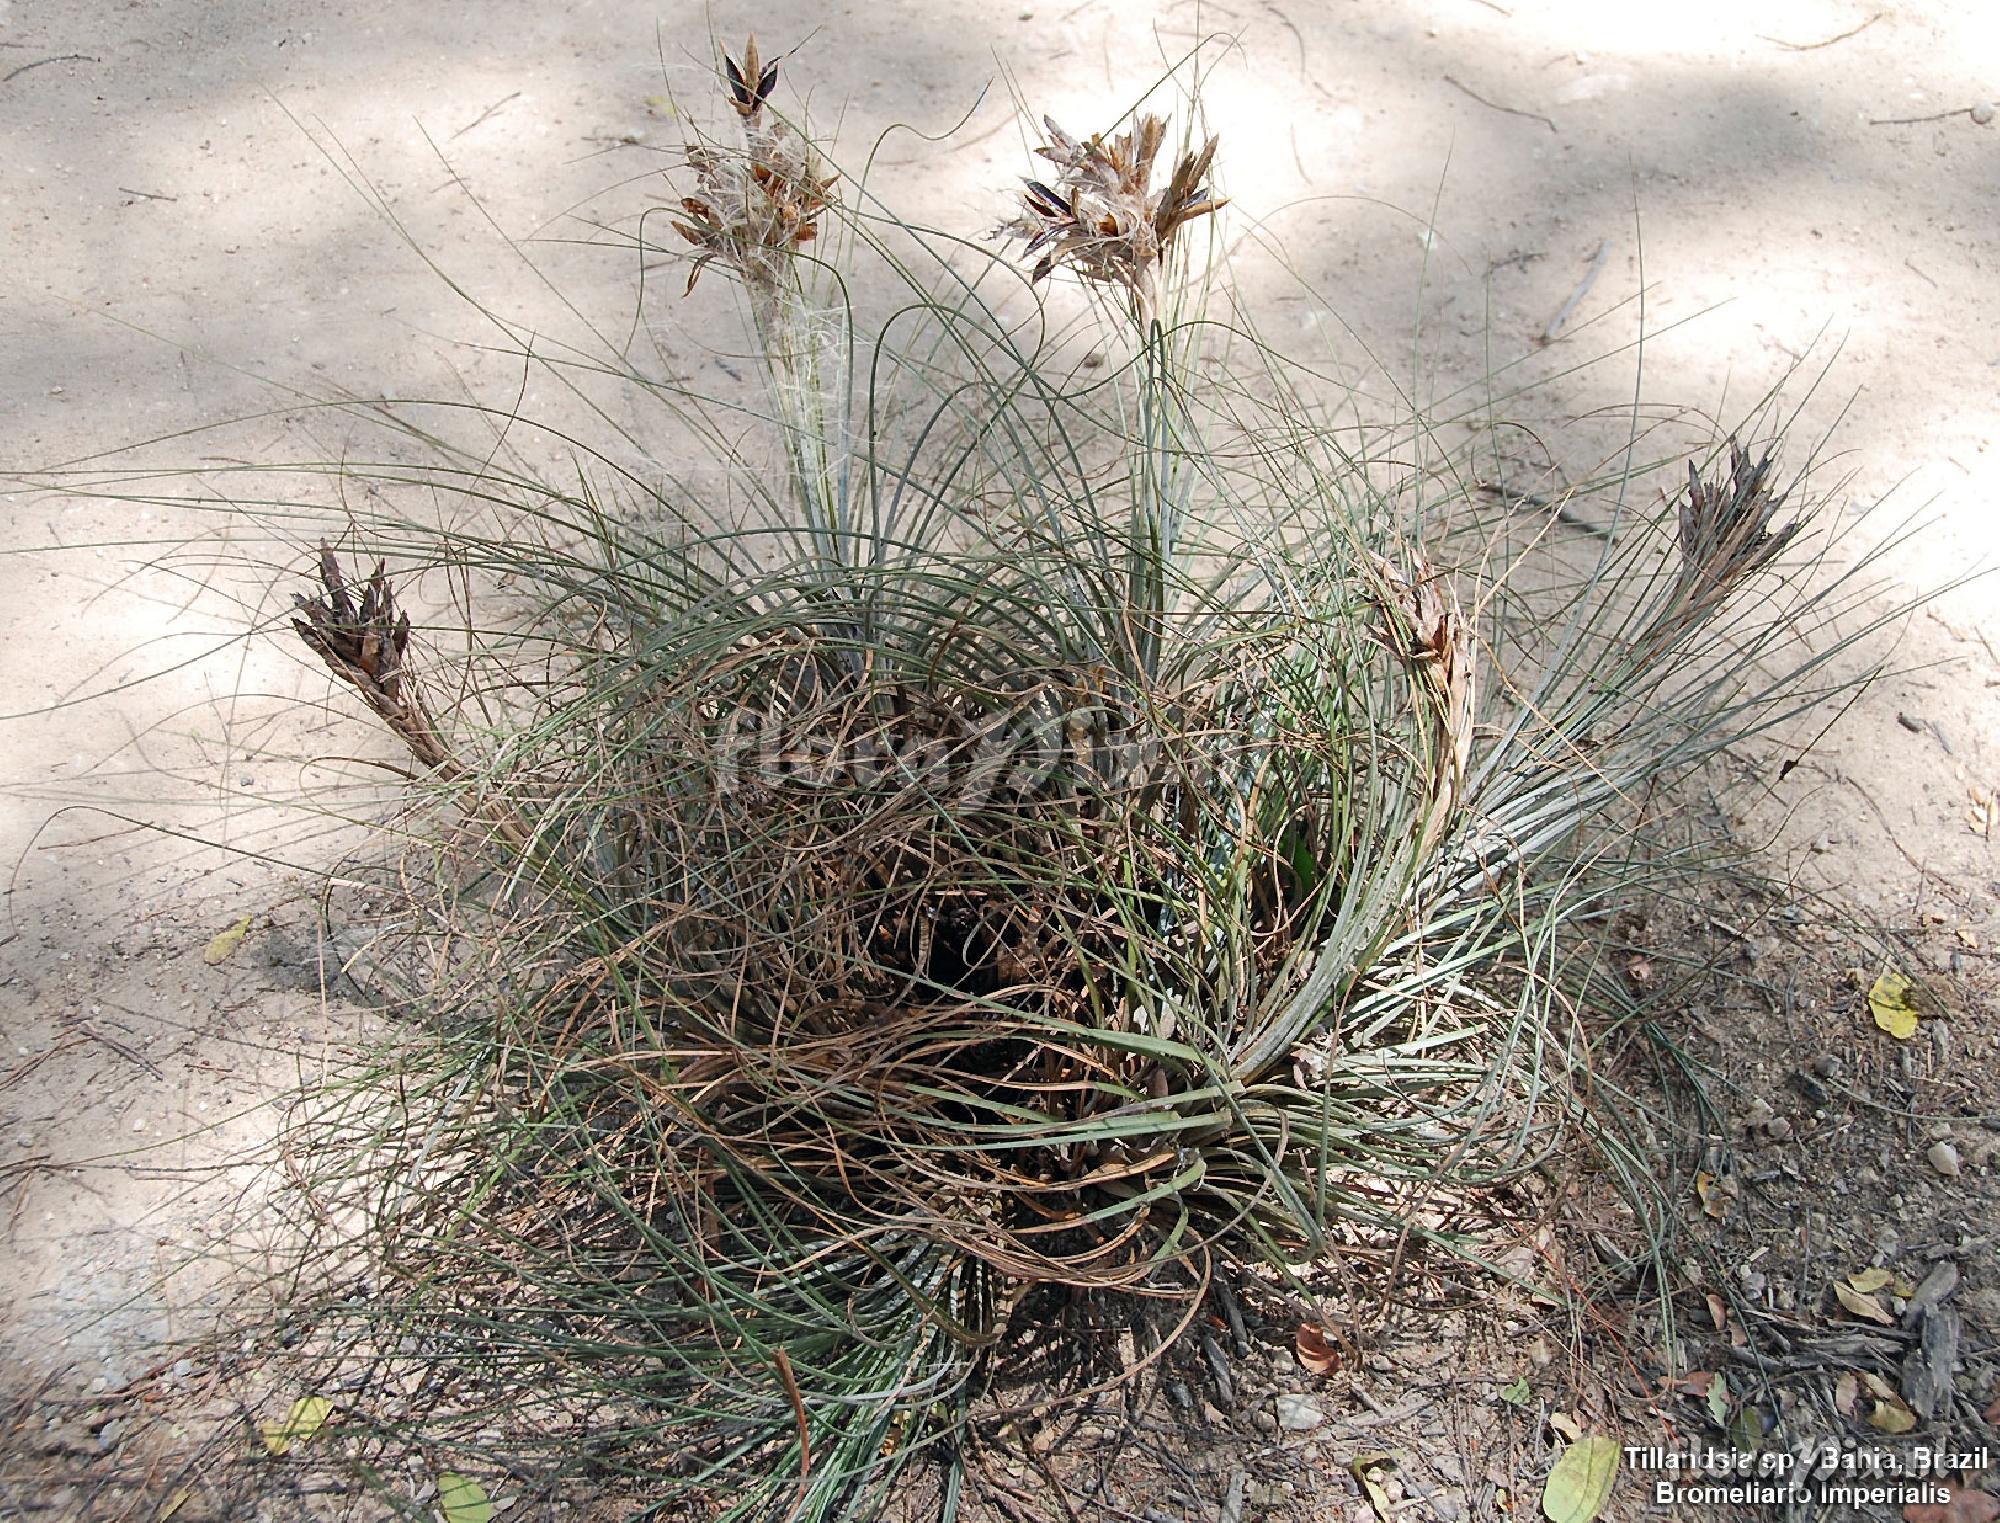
263, 35, 1870, 1523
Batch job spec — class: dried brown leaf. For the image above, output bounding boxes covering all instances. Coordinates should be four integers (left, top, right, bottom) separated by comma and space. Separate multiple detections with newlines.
1834, 1280, 1897, 1325
1295, 1321, 1340, 1376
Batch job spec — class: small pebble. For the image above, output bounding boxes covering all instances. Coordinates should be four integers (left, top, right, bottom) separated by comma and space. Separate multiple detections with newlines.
1972, 102, 1995, 126
1745, 1096, 1776, 1129
1929, 1140, 1963, 1178
1275, 1394, 1326, 1432
1765, 1116, 1794, 1142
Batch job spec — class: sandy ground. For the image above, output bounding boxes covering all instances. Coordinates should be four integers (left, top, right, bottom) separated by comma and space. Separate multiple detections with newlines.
3, 0, 1999, 1518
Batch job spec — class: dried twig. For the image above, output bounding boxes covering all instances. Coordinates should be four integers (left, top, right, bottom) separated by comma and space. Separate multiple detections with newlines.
1442, 74, 1556, 133
3, 53, 97, 84
1758, 13, 1881, 51
452, 90, 521, 140
70, 1018, 163, 1079
1868, 104, 1982, 126
1538, 239, 1609, 345
1474, 480, 1609, 539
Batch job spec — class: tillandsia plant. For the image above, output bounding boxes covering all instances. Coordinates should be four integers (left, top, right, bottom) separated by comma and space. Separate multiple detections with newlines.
62, 33, 1906, 1523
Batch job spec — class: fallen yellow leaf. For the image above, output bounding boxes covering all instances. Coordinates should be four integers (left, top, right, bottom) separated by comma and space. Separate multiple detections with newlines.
437, 1473, 493, 1523
1352, 1455, 1398, 1522
1847, 1267, 1894, 1294
204, 914, 253, 966
1542, 1436, 1620, 1523
259, 1394, 332, 1456
1868, 971, 1920, 1040
1870, 1395, 1918, 1434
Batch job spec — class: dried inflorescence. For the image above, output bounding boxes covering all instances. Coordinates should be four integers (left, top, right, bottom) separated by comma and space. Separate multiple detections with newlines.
1626, 438, 1805, 665
1004, 113, 1225, 329
1676, 438, 1801, 592
720, 31, 779, 119
292, 546, 454, 776
671, 35, 838, 296
1368, 554, 1476, 858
